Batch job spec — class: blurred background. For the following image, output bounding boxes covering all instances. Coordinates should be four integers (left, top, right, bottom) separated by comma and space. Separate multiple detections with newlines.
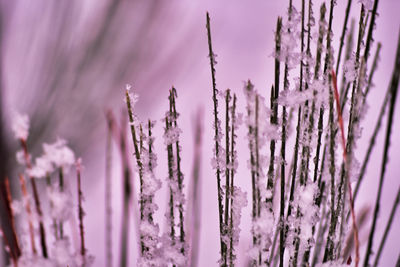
0, 0, 399, 266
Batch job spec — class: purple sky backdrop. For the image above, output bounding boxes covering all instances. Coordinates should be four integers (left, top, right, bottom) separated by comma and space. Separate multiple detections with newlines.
3, 0, 400, 266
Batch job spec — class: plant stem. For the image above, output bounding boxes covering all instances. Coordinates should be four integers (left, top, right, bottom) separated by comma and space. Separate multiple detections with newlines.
170, 87, 186, 254
3, 178, 20, 258
363, 0, 380, 63
224, 89, 231, 238
268, 17, 282, 202
19, 174, 37, 255
206, 12, 227, 265
335, 0, 353, 76
229, 94, 237, 266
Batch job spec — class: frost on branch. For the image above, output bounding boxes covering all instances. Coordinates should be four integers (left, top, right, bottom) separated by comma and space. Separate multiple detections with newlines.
244, 81, 278, 264
162, 88, 187, 266
27, 155, 54, 178
277, 6, 303, 70
42, 138, 76, 170
137, 121, 163, 265
47, 188, 73, 223
343, 55, 357, 83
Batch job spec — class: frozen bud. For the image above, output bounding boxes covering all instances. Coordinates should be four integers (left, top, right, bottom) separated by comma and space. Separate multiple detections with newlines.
16, 150, 27, 165
12, 112, 29, 140
125, 84, 139, 108
48, 189, 73, 222
28, 155, 54, 178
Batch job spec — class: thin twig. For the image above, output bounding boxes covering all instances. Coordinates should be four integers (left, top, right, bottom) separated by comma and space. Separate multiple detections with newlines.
4, 178, 20, 258
18, 174, 37, 256
206, 12, 227, 265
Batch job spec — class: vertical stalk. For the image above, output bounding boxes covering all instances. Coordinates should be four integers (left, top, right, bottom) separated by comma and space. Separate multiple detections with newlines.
170, 87, 186, 254
268, 17, 282, 202
224, 90, 231, 239
335, 0, 353, 76
165, 116, 176, 244
3, 178, 20, 258
229, 94, 237, 266
19, 174, 37, 255
206, 12, 226, 265
59, 167, 64, 239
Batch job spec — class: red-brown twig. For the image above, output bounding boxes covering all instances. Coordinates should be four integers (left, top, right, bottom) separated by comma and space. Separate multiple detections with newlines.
0, 226, 18, 267
19, 138, 48, 258
19, 174, 37, 255
4, 178, 21, 257
331, 69, 360, 267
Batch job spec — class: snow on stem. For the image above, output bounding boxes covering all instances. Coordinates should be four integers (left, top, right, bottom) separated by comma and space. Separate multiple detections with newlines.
206, 12, 227, 266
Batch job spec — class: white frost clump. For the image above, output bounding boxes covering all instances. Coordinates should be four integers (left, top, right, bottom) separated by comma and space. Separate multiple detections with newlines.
47, 188, 73, 222
16, 150, 27, 165
163, 121, 182, 146
162, 235, 186, 267
296, 182, 319, 245
43, 138, 75, 169
8, 255, 53, 267
277, 89, 314, 108
228, 187, 247, 261
125, 84, 140, 127
248, 206, 275, 260
28, 155, 54, 178
344, 55, 357, 83
50, 238, 94, 267
311, 79, 330, 108
125, 84, 139, 107
278, 6, 302, 69
12, 112, 30, 140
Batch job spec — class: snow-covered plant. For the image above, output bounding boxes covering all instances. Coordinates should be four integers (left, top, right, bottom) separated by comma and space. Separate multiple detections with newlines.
1, 113, 92, 267
2, 1, 400, 267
